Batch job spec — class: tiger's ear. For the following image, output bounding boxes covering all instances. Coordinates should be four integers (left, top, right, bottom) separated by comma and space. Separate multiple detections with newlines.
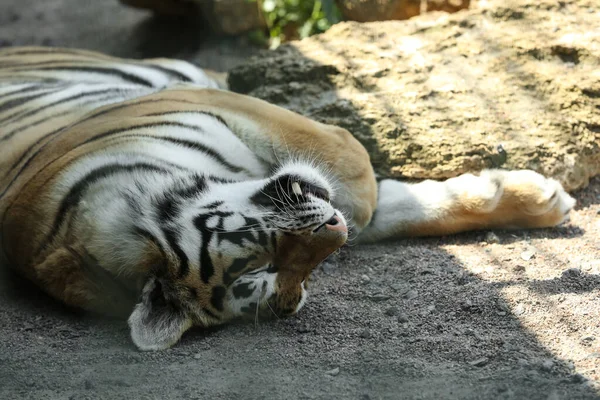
128, 277, 193, 351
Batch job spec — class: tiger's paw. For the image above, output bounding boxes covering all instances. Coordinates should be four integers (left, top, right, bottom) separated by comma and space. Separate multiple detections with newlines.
450, 169, 576, 229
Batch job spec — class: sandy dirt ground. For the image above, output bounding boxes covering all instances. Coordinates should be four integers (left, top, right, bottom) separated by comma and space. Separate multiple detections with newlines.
0, 1, 599, 399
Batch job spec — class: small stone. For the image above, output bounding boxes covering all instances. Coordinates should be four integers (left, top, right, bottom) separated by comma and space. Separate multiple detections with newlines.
514, 304, 525, 316
84, 380, 95, 390
193, 353, 202, 359
369, 294, 391, 302
359, 329, 371, 338
360, 274, 371, 283
485, 232, 500, 244
325, 367, 340, 376
297, 324, 311, 333
520, 249, 536, 261
321, 262, 336, 274
581, 335, 596, 345
571, 374, 586, 383
404, 289, 418, 300
397, 313, 409, 323
562, 268, 581, 278
469, 357, 489, 367
540, 359, 554, 371
385, 307, 399, 317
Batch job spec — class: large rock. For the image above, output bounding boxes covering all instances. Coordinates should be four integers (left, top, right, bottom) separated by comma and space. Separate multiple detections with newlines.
229, 0, 600, 191
336, 0, 470, 22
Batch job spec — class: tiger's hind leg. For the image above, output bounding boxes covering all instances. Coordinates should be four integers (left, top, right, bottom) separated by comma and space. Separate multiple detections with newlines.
359, 169, 576, 242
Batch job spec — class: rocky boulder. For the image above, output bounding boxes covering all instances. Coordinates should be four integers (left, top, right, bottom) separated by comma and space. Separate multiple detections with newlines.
229, 0, 600, 191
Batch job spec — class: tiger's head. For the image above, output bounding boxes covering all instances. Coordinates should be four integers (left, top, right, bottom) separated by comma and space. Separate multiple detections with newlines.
127, 162, 347, 350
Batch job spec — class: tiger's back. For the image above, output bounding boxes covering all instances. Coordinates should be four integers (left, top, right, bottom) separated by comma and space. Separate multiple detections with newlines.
0, 46, 219, 205
0, 47, 222, 270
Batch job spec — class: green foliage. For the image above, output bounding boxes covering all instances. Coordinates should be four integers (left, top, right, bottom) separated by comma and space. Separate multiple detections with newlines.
247, 0, 342, 48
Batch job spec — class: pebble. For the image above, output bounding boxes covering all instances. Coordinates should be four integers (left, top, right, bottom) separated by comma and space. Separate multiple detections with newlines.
84, 380, 95, 390
581, 336, 596, 346
562, 268, 581, 278
193, 353, 203, 359
469, 357, 489, 367
359, 329, 371, 338
540, 359, 554, 371
514, 304, 525, 316
325, 367, 340, 376
369, 294, 391, 302
520, 249, 536, 261
360, 274, 371, 284
297, 324, 311, 333
404, 289, 418, 300
385, 307, 399, 317
321, 262, 336, 274
485, 232, 500, 244
398, 313, 409, 323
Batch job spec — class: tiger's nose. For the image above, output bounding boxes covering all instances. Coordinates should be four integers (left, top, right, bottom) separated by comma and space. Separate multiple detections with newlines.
325, 215, 347, 233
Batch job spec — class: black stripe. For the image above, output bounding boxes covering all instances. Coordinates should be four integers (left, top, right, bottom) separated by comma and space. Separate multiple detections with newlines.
2, 60, 196, 87
0, 84, 45, 100
0, 94, 119, 142
37, 162, 169, 256
175, 174, 206, 199
0, 99, 200, 200
161, 225, 190, 278
194, 214, 216, 284
144, 110, 230, 129
0, 91, 56, 114
29, 66, 154, 87
106, 133, 246, 174
232, 281, 255, 299
228, 256, 256, 275
210, 285, 226, 312
146, 64, 193, 83
0, 88, 124, 130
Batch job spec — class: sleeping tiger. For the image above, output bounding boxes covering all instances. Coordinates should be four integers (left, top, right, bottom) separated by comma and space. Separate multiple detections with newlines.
0, 47, 575, 350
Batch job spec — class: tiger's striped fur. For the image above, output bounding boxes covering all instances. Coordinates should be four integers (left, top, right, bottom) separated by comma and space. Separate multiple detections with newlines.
0, 47, 576, 350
